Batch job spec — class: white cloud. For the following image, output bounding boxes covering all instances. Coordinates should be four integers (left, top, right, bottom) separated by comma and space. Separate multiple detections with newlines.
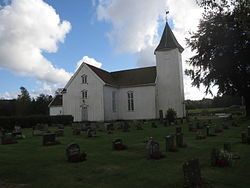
97, 0, 166, 53
76, 56, 102, 70
0, 0, 72, 84
96, 0, 217, 100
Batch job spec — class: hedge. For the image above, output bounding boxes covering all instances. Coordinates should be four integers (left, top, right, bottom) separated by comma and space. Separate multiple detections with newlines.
0, 115, 73, 130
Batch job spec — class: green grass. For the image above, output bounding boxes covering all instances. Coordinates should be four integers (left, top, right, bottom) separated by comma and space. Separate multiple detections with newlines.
0, 119, 250, 188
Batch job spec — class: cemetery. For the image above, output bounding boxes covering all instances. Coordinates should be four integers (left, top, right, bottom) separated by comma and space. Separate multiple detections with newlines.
0, 115, 249, 188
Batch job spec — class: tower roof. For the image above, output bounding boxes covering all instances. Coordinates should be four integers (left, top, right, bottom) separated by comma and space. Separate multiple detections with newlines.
155, 22, 184, 53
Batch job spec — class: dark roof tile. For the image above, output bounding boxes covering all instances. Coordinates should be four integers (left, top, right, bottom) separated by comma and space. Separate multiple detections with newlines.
86, 64, 156, 87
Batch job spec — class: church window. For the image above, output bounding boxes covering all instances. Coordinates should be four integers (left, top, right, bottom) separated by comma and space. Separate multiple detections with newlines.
112, 91, 116, 112
81, 74, 87, 84
127, 91, 134, 111
81, 90, 88, 99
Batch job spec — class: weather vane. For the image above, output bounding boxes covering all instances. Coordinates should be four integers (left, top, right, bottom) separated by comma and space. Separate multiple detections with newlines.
165, 11, 169, 21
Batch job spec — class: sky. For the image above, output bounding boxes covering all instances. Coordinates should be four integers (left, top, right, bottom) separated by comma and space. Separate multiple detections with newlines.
0, 0, 216, 100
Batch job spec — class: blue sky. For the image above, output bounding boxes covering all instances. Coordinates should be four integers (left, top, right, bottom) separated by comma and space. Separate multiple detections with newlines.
0, 0, 212, 100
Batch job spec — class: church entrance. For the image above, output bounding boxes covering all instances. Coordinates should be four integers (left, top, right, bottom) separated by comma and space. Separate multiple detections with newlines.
81, 105, 88, 121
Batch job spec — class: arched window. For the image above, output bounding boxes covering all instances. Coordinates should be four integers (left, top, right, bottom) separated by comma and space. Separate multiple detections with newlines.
81, 90, 88, 99
81, 74, 87, 84
112, 91, 116, 112
127, 91, 134, 111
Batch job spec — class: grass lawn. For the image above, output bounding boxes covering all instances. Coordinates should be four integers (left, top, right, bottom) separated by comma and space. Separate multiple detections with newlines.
0, 119, 250, 188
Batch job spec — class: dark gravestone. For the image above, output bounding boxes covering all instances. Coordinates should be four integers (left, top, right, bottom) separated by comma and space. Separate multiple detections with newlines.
196, 131, 206, 140
159, 110, 164, 123
112, 138, 127, 150
1, 134, 17, 145
206, 126, 216, 137
87, 128, 97, 137
72, 128, 81, 135
55, 128, 64, 137
248, 126, 250, 136
151, 122, 157, 128
214, 126, 223, 133
224, 143, 231, 152
12, 126, 23, 139
188, 123, 197, 132
183, 159, 202, 188
33, 124, 49, 136
222, 123, 229, 130
241, 132, 247, 143
43, 133, 58, 146
211, 148, 220, 166
146, 139, 164, 159
165, 135, 177, 152
136, 122, 143, 130
123, 122, 130, 132
176, 126, 182, 134
164, 120, 168, 127
176, 133, 186, 147
66, 143, 86, 162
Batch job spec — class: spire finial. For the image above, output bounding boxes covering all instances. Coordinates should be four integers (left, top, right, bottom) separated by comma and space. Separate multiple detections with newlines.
165, 11, 169, 22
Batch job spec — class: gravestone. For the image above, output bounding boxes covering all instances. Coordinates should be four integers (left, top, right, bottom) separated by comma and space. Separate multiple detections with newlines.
211, 148, 220, 166
159, 110, 164, 124
196, 131, 206, 140
105, 123, 114, 132
248, 126, 250, 136
222, 123, 229, 130
224, 142, 231, 152
136, 122, 143, 130
151, 122, 157, 128
123, 122, 130, 132
188, 123, 197, 132
206, 126, 216, 137
42, 133, 59, 146
66, 143, 87, 162
214, 126, 223, 133
33, 123, 49, 136
1, 134, 17, 145
165, 135, 177, 152
112, 138, 127, 150
176, 126, 182, 134
163, 120, 168, 127
72, 128, 81, 135
146, 138, 164, 159
176, 133, 186, 147
241, 132, 247, 143
12, 126, 23, 139
241, 131, 250, 144
183, 159, 202, 188
87, 128, 97, 137
55, 129, 64, 137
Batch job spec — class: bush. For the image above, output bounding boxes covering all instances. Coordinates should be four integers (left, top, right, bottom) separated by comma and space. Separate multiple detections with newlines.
166, 108, 177, 123
0, 115, 73, 129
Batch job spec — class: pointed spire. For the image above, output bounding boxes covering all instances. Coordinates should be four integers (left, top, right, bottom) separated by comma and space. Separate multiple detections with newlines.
155, 17, 184, 54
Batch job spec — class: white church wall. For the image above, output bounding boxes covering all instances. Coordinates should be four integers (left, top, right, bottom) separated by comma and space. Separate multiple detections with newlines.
49, 106, 63, 116
117, 85, 156, 120
103, 86, 119, 121
63, 64, 105, 121
155, 48, 185, 118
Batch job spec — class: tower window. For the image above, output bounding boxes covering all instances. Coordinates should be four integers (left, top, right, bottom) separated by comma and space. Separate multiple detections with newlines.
81, 74, 87, 84
81, 90, 88, 99
112, 91, 116, 112
127, 91, 134, 111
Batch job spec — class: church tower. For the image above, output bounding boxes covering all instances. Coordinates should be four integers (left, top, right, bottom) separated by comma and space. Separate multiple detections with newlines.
155, 20, 185, 118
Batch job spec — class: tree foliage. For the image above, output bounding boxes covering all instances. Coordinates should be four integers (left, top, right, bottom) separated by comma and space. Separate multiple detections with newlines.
1, 87, 53, 116
186, 0, 250, 116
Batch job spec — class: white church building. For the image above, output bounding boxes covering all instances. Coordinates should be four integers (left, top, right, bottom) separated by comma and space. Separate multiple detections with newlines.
50, 21, 185, 122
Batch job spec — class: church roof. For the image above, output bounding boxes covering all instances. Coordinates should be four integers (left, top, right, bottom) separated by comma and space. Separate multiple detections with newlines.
155, 22, 184, 53
48, 95, 62, 107
86, 64, 156, 87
